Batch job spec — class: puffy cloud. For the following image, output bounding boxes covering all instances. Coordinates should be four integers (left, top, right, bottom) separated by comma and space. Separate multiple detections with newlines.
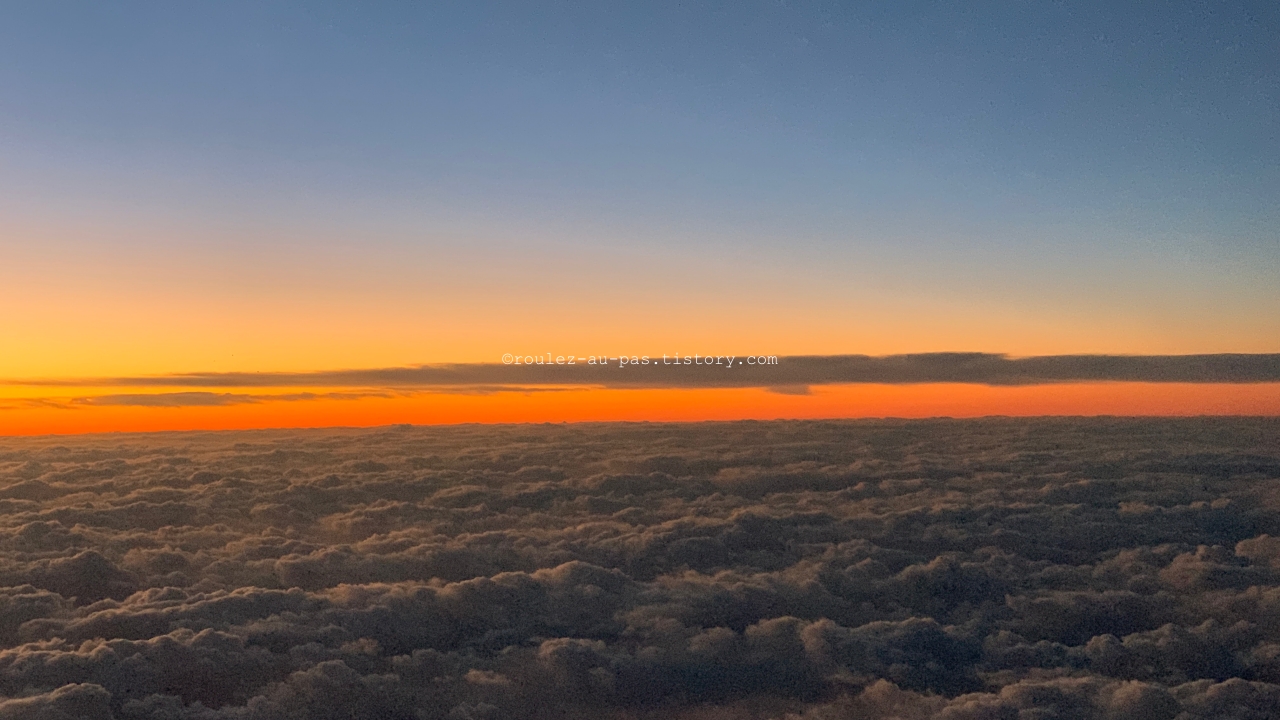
0, 418, 1275, 718
0, 683, 114, 720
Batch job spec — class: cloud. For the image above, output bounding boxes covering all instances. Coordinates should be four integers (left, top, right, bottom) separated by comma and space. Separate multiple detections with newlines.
0, 391, 400, 410
0, 418, 1276, 717
0, 682, 113, 720
74, 392, 265, 407
3, 388, 573, 411
6, 353, 1280, 391
766, 385, 812, 396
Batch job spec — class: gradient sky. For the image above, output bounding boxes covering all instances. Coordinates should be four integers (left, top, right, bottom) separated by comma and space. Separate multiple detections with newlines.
2, 2, 1278, 429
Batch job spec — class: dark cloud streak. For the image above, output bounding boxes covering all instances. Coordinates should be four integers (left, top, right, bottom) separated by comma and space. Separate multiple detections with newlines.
7, 353, 1280, 391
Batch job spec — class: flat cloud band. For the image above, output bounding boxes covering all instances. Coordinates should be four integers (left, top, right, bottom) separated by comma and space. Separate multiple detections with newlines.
10, 353, 1280, 390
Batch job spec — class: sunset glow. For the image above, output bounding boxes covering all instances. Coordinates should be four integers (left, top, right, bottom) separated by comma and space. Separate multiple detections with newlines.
2, 382, 1276, 436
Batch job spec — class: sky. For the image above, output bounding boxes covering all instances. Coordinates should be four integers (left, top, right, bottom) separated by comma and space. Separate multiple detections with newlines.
1, 1, 1278, 431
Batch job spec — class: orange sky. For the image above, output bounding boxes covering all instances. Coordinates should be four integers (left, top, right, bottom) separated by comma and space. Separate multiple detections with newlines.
5, 218, 1280, 381
4, 382, 1279, 436
4, 221, 1277, 439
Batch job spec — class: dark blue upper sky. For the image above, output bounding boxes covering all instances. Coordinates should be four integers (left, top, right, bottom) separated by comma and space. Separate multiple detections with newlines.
4, 1, 1274, 232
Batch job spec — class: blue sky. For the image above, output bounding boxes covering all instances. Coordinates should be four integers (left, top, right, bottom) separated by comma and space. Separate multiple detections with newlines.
1, 1, 1277, 367
4, 1, 1275, 228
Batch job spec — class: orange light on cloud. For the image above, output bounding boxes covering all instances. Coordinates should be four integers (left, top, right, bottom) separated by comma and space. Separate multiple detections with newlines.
2, 382, 1279, 436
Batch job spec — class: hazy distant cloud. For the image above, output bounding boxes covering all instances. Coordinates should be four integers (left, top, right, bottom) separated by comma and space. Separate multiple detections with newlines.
0, 398, 73, 411
6, 353, 1280, 392
2, 388, 571, 410
422, 385, 580, 396
75, 392, 264, 407
53, 391, 396, 408
767, 385, 813, 395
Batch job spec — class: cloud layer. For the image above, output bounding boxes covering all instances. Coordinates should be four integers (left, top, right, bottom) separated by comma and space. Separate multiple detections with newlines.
0, 418, 1279, 718
10, 353, 1280, 391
